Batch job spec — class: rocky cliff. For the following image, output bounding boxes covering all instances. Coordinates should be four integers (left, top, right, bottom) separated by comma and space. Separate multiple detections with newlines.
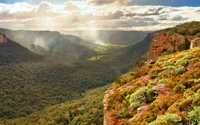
0, 33, 7, 43
148, 21, 200, 60
190, 37, 200, 48
148, 32, 189, 60
103, 21, 200, 125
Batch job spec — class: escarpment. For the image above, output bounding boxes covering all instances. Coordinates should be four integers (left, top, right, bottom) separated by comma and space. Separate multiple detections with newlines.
0, 33, 7, 43
103, 21, 200, 125
148, 32, 189, 60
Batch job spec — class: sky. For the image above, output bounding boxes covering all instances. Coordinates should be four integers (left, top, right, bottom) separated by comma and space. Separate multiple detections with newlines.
0, 0, 199, 31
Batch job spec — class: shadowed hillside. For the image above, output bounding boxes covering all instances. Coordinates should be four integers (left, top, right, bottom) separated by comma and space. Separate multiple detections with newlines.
0, 29, 99, 65
0, 37, 116, 119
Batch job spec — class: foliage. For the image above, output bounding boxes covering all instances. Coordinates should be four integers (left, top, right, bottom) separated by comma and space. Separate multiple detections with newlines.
0, 39, 118, 119
106, 46, 200, 124
134, 54, 147, 68
148, 114, 182, 125
3, 86, 107, 125
188, 106, 200, 125
129, 87, 147, 109
166, 21, 200, 37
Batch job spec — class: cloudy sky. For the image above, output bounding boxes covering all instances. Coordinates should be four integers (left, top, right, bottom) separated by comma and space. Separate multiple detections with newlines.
0, 0, 199, 31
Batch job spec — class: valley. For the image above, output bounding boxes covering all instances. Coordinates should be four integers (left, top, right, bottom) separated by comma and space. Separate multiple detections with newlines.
0, 20, 199, 125
0, 0, 199, 125
0, 28, 150, 124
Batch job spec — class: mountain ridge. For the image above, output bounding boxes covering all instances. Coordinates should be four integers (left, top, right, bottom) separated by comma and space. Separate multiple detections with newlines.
0, 28, 98, 65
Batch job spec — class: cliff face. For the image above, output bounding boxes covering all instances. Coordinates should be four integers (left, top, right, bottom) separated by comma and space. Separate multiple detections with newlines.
0, 33, 7, 43
190, 37, 200, 48
148, 32, 189, 60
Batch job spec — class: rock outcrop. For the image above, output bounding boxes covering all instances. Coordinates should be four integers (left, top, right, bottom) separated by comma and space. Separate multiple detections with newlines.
190, 37, 200, 48
148, 32, 189, 60
103, 89, 114, 125
0, 33, 7, 43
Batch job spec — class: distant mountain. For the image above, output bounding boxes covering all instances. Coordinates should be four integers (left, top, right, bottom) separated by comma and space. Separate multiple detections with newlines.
0, 29, 98, 64
0, 33, 43, 64
61, 30, 149, 45
62, 34, 100, 49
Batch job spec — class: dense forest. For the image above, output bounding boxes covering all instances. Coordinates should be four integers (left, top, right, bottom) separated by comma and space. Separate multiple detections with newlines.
0, 38, 116, 119
0, 28, 150, 121
2, 86, 107, 125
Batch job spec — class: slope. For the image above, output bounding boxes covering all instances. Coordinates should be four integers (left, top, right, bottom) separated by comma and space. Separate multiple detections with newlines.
62, 34, 100, 49
104, 47, 200, 125
2, 86, 107, 125
0, 35, 116, 119
103, 21, 200, 125
100, 33, 153, 75
0, 33, 43, 64
0, 29, 98, 64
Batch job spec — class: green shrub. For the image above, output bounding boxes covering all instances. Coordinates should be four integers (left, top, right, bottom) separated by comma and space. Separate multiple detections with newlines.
148, 66, 162, 79
188, 106, 200, 125
188, 28, 200, 36
149, 113, 182, 125
177, 28, 187, 35
135, 54, 147, 68
129, 87, 147, 109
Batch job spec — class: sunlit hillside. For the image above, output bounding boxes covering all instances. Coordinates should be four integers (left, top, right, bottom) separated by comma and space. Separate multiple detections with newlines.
104, 46, 200, 125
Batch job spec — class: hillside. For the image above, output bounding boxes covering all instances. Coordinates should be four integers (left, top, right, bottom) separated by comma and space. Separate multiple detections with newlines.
0, 29, 98, 64
2, 86, 107, 125
0, 30, 154, 125
103, 22, 200, 125
0, 36, 117, 119
101, 33, 153, 74
104, 47, 200, 125
62, 34, 100, 49
0, 26, 153, 121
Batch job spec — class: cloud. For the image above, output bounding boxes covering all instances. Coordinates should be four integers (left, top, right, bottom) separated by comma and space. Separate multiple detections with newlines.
0, 2, 199, 31
37, 1, 51, 13
169, 15, 184, 21
88, 0, 133, 5
64, 2, 80, 11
